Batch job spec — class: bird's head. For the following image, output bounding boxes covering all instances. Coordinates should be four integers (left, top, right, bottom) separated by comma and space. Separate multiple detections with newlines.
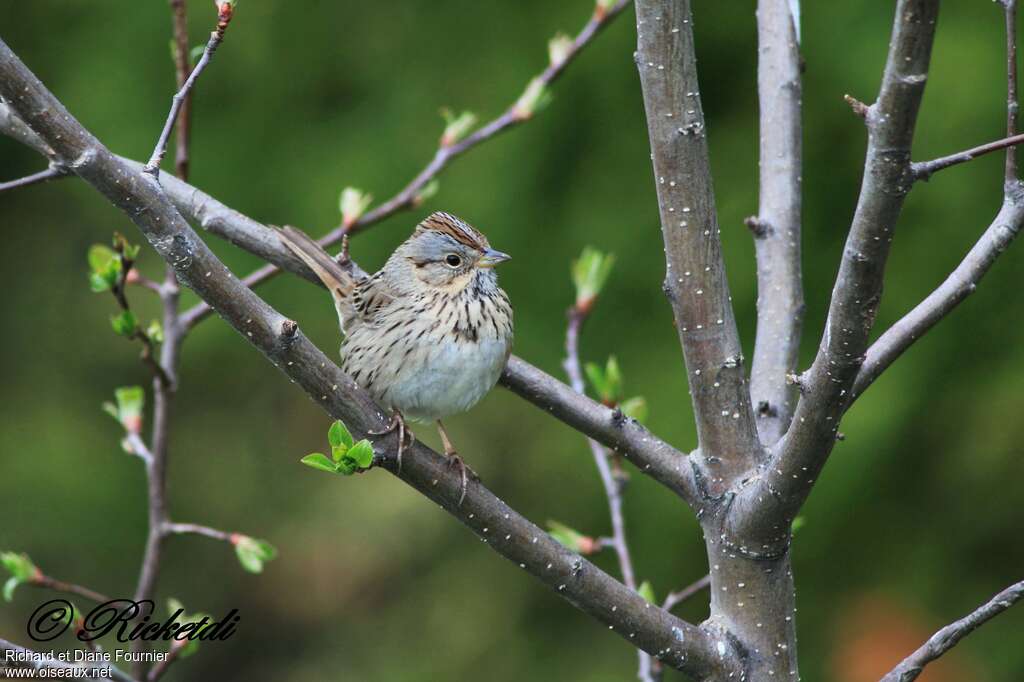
397, 211, 511, 292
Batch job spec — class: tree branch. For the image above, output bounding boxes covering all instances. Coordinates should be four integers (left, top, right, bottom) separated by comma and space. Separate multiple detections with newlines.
852, 0, 1024, 400
741, 0, 940, 544
563, 305, 652, 682
662, 574, 711, 613
749, 0, 804, 446
180, 0, 634, 326
144, 1, 233, 179
0, 39, 734, 680
32, 573, 112, 604
879, 579, 1024, 682
852, 187, 1024, 398
634, 0, 762, 490
164, 522, 232, 542
1004, 0, 1019, 182
0, 164, 67, 193
911, 132, 1024, 181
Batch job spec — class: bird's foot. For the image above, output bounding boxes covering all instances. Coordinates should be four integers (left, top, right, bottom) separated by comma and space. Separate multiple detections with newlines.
444, 450, 479, 506
369, 410, 414, 473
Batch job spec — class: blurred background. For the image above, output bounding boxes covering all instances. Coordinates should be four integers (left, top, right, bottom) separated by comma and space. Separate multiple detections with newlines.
1, 2, 1022, 680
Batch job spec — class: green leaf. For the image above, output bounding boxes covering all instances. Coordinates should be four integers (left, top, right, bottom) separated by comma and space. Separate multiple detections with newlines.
110, 310, 138, 337
146, 320, 164, 344
189, 45, 205, 65
3, 576, 18, 602
440, 108, 477, 146
234, 536, 277, 574
571, 247, 615, 308
89, 272, 112, 293
414, 179, 440, 206
1, 552, 37, 602
791, 516, 806, 534
346, 440, 374, 468
619, 396, 648, 424
584, 362, 608, 399
87, 244, 118, 273
546, 520, 587, 554
166, 599, 212, 657
605, 357, 622, 397
339, 187, 373, 226
1, 552, 37, 581
328, 420, 354, 452
300, 453, 338, 473
638, 580, 656, 605
112, 386, 145, 428
512, 77, 552, 119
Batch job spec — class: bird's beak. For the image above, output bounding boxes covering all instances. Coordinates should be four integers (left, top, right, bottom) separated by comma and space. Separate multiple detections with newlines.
478, 248, 512, 268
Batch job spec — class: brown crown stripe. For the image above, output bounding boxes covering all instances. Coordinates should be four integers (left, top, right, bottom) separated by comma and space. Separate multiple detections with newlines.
418, 211, 490, 250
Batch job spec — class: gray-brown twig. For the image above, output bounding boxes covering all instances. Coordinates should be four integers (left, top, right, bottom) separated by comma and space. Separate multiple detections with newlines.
880, 579, 1024, 682
143, 1, 233, 178
0, 164, 67, 192
562, 302, 650, 682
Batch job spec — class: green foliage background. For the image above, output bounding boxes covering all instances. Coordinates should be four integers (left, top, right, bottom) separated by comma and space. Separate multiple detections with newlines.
1, 2, 1022, 680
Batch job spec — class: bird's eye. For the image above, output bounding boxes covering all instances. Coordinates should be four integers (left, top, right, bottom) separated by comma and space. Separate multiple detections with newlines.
445, 254, 462, 268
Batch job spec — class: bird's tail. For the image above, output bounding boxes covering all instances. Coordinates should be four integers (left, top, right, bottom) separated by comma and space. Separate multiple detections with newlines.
277, 226, 355, 327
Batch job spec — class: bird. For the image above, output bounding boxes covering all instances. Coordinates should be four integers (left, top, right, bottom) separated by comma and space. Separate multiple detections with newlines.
278, 212, 513, 502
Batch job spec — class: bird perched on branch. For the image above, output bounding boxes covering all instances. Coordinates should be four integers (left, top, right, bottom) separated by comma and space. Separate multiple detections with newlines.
278, 212, 513, 502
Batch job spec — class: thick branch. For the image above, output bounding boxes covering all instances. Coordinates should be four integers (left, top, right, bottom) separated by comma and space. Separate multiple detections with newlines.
749, 0, 804, 445
0, 40, 732, 679
743, 0, 940, 543
180, 0, 633, 326
853, 186, 1024, 397
635, 0, 761, 489
880, 579, 1024, 682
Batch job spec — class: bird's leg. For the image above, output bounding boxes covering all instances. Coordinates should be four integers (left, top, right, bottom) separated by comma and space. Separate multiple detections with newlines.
369, 410, 413, 473
435, 420, 477, 506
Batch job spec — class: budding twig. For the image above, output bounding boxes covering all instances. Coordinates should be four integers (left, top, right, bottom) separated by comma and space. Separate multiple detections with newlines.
144, 1, 234, 179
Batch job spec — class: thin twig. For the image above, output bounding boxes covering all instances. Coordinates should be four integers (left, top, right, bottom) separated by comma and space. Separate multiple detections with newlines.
1005, 0, 1019, 181
143, 2, 234, 179
562, 304, 652, 682
662, 574, 711, 612
912, 132, 1024, 180
179, 0, 633, 328
147, 642, 185, 682
880, 579, 1024, 682
32, 574, 112, 604
0, 164, 67, 192
164, 522, 232, 542
169, 0, 192, 181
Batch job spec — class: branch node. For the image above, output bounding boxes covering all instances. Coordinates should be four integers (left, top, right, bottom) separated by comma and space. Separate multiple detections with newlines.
744, 215, 772, 239
843, 93, 870, 120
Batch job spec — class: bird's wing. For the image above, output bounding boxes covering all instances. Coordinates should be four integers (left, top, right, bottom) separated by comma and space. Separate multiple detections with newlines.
277, 225, 379, 332
350, 270, 398, 328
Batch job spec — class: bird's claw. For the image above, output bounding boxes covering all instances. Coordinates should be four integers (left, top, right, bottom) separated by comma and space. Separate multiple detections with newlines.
444, 452, 478, 506
369, 411, 413, 473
